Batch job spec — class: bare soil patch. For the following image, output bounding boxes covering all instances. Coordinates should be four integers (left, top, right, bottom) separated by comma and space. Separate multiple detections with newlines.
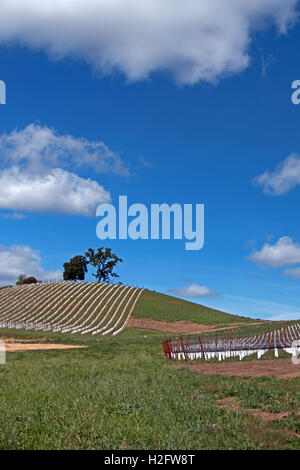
127, 318, 264, 334
179, 358, 300, 379
216, 396, 299, 423
247, 409, 294, 422
5, 343, 86, 352
127, 318, 215, 333
216, 396, 241, 412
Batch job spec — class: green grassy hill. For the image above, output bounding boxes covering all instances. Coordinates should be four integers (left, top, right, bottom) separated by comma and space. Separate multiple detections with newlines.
0, 283, 254, 338
134, 290, 253, 325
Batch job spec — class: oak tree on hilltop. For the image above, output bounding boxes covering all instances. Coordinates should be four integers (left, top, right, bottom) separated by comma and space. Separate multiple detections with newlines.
85, 247, 123, 283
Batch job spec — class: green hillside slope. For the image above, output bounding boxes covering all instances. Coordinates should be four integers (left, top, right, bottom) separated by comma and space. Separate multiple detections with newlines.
134, 290, 253, 325
0, 282, 254, 338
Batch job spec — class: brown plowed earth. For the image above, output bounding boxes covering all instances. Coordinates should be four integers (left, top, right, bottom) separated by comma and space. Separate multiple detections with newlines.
3, 343, 86, 352
178, 358, 300, 379
127, 318, 214, 333
127, 318, 250, 334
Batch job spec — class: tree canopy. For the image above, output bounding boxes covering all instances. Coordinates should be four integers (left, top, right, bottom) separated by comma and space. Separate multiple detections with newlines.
16, 275, 38, 285
63, 255, 88, 281
85, 247, 123, 283
62, 248, 122, 283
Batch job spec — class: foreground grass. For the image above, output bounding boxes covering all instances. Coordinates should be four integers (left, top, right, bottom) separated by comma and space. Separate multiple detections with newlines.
0, 329, 299, 450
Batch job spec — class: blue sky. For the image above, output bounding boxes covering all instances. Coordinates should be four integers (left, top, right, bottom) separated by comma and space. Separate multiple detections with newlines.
1, 1, 300, 320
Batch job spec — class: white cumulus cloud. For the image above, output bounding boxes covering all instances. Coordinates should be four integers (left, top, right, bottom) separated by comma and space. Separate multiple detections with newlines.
167, 283, 220, 298
0, 244, 62, 285
0, 0, 297, 85
0, 124, 129, 176
248, 236, 300, 268
253, 154, 300, 195
0, 124, 123, 216
0, 167, 111, 217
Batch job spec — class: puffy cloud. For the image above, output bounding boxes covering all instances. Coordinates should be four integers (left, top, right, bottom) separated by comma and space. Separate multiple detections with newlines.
0, 244, 62, 285
167, 283, 220, 298
248, 236, 300, 268
0, 124, 123, 216
0, 167, 111, 216
0, 124, 129, 176
0, 1, 297, 85
253, 154, 300, 195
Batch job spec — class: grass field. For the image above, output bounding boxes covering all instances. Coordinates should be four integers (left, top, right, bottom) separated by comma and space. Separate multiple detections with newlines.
0, 326, 299, 450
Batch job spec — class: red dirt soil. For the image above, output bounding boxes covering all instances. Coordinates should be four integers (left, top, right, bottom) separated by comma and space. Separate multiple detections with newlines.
127, 318, 250, 334
127, 318, 215, 333
179, 358, 300, 379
